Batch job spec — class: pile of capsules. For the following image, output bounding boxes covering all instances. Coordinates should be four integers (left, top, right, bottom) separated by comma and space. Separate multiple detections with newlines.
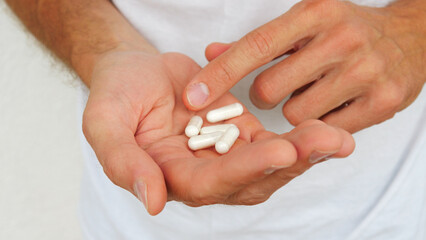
185, 103, 244, 154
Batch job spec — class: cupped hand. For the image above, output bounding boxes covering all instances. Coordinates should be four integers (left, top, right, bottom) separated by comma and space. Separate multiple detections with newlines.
83, 50, 354, 215
183, 0, 426, 133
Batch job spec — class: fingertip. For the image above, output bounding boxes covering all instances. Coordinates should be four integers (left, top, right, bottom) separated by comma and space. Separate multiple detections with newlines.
183, 82, 210, 110
249, 84, 277, 110
132, 154, 168, 215
133, 170, 168, 216
287, 121, 355, 162
282, 100, 305, 127
146, 184, 167, 216
103, 145, 168, 216
205, 42, 233, 62
285, 122, 344, 160
331, 128, 355, 158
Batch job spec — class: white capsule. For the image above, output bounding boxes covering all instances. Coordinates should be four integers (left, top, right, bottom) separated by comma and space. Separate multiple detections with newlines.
188, 132, 223, 151
206, 103, 244, 123
215, 126, 240, 154
185, 116, 203, 137
200, 124, 236, 135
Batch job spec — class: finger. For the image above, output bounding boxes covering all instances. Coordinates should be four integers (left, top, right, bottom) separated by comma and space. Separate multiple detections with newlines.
188, 138, 298, 205
183, 1, 336, 110
320, 63, 405, 133
249, 33, 341, 109
83, 102, 167, 215
332, 128, 356, 158
250, 18, 368, 110
281, 119, 351, 165
281, 71, 360, 126
286, 119, 355, 158
320, 100, 369, 133
321, 93, 395, 133
230, 120, 354, 204
205, 42, 233, 62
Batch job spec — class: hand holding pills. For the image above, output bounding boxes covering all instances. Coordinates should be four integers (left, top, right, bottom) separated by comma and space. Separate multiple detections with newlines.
83, 50, 354, 215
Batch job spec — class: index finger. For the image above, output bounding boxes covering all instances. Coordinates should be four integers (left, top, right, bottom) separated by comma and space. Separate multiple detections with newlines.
183, 1, 330, 111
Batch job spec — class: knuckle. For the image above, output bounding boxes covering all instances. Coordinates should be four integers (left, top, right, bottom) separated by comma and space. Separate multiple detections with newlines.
190, 191, 217, 206
82, 104, 111, 140
187, 180, 220, 206
82, 109, 94, 139
252, 75, 279, 106
302, 0, 329, 11
182, 201, 202, 208
81, 116, 91, 140
277, 169, 302, 181
234, 189, 269, 205
300, 0, 342, 18
344, 57, 384, 87
100, 148, 128, 188
282, 102, 306, 126
102, 160, 119, 186
372, 86, 405, 114
212, 60, 237, 88
243, 29, 276, 60
332, 23, 368, 52
365, 54, 387, 79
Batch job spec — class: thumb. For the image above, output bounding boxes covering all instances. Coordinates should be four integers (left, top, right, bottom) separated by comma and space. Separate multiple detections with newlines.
205, 42, 233, 61
83, 104, 167, 216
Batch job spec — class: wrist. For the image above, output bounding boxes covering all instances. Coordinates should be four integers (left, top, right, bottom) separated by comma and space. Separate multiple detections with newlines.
381, 2, 426, 40
380, 3, 426, 81
71, 37, 159, 87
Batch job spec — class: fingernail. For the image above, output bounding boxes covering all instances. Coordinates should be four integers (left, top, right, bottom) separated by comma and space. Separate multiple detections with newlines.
264, 165, 287, 175
186, 82, 209, 107
309, 151, 336, 164
133, 179, 148, 210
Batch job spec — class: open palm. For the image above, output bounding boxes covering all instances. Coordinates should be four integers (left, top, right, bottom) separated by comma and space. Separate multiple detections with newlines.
83, 51, 354, 215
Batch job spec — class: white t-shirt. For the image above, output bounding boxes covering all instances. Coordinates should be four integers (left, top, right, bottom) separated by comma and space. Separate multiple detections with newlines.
78, 1, 426, 239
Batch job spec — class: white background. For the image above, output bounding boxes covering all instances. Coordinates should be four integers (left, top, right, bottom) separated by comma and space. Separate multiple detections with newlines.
0, 1, 83, 239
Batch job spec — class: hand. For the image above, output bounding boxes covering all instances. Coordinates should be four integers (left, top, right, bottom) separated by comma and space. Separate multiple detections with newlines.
183, 0, 426, 133
148, 118, 354, 208
83, 50, 354, 215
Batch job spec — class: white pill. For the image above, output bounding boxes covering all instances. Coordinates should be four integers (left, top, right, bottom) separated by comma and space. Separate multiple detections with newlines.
188, 132, 223, 151
185, 116, 203, 137
206, 103, 244, 123
200, 124, 236, 135
215, 126, 240, 154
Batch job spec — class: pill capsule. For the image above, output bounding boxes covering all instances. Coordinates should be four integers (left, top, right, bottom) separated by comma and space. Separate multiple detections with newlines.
215, 126, 240, 154
185, 116, 203, 137
200, 124, 236, 135
188, 132, 223, 151
206, 103, 244, 123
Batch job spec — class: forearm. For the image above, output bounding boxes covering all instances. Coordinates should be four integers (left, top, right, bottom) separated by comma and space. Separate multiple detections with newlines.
5, 0, 158, 86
